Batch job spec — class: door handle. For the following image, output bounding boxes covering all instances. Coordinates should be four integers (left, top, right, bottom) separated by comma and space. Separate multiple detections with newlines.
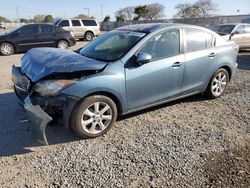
208, 53, 216, 57
172, 62, 183, 67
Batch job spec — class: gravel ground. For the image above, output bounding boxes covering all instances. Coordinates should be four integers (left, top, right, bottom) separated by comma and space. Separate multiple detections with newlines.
0, 40, 249, 187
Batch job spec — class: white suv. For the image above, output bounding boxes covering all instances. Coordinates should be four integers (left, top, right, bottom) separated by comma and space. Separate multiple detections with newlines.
53, 19, 100, 41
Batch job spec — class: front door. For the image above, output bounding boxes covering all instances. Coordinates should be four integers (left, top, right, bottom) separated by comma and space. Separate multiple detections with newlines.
126, 29, 184, 110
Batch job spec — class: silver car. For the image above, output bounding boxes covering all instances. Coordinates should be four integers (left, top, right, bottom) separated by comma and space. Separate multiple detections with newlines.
211, 23, 250, 49
53, 19, 100, 41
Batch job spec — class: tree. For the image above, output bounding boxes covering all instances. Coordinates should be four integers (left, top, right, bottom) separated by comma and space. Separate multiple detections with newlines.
32, 14, 45, 23
43, 15, 54, 23
116, 15, 125, 22
0, 16, 11, 23
115, 6, 135, 21
174, 0, 217, 19
74, 14, 89, 19
134, 5, 148, 20
144, 3, 165, 20
195, 0, 217, 18
103, 15, 110, 22
20, 18, 29, 23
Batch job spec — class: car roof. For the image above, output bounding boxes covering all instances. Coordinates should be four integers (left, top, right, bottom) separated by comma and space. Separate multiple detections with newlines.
116, 23, 209, 34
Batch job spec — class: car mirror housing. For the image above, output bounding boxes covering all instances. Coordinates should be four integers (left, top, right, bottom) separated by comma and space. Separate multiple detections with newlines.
136, 52, 152, 65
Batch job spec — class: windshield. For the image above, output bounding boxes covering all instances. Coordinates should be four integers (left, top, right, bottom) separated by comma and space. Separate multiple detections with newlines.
80, 30, 146, 62
5, 25, 23, 34
211, 25, 235, 35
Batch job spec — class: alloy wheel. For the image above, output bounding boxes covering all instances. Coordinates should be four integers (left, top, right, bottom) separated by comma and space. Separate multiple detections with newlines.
81, 102, 112, 135
211, 71, 227, 96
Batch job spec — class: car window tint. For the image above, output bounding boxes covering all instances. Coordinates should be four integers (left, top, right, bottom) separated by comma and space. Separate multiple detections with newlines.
234, 25, 245, 34
140, 30, 180, 61
72, 20, 81, 26
59, 20, 69, 27
185, 29, 213, 53
41, 25, 54, 33
244, 25, 250, 33
20, 25, 39, 34
82, 20, 97, 26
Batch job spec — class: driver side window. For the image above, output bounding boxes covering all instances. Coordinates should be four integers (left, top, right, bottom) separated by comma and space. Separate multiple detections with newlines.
140, 30, 180, 61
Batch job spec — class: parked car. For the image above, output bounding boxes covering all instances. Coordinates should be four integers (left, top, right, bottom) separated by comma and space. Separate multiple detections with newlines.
0, 24, 7, 29
12, 23, 238, 145
53, 19, 100, 41
211, 23, 250, 49
0, 23, 76, 55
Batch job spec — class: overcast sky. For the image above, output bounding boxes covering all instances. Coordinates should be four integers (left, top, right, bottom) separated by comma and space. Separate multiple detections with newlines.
0, 0, 250, 21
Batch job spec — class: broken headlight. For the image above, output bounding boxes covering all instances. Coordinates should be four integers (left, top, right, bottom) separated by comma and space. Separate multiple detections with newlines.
33, 80, 76, 96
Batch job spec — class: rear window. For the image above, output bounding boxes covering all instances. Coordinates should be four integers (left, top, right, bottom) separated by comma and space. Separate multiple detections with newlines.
82, 20, 97, 26
59, 20, 69, 27
185, 28, 214, 53
72, 20, 81, 26
20, 25, 39, 34
41, 25, 54, 33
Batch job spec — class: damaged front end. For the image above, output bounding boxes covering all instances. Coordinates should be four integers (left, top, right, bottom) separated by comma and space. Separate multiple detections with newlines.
12, 65, 100, 145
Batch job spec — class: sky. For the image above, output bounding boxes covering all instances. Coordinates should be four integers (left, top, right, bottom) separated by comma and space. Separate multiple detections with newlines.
0, 0, 250, 21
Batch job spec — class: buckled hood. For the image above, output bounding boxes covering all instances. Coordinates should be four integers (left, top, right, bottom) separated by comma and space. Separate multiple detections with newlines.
21, 48, 107, 82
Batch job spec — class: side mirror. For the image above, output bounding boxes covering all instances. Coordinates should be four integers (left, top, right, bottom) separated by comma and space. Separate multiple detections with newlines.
136, 52, 152, 65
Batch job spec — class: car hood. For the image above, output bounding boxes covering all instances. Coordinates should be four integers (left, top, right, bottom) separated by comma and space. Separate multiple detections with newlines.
21, 48, 107, 82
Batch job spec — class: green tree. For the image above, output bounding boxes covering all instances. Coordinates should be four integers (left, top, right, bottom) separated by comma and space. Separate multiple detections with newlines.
32, 14, 45, 23
43, 15, 54, 23
103, 15, 110, 22
0, 16, 11, 23
134, 5, 148, 20
20, 18, 29, 23
116, 15, 125, 22
73, 14, 89, 19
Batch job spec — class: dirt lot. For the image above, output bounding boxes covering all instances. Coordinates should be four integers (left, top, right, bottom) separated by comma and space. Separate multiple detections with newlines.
0, 41, 249, 187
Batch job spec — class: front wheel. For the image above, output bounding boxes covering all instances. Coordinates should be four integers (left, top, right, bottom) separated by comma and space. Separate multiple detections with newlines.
205, 68, 229, 99
57, 40, 69, 49
0, 42, 14, 56
70, 95, 117, 139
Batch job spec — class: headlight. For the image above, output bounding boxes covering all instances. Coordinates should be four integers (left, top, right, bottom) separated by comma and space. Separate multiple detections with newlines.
33, 80, 76, 96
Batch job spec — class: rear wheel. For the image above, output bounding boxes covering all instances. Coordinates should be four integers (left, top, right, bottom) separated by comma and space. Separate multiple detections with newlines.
84, 32, 94, 41
205, 68, 229, 99
71, 95, 117, 139
0, 42, 14, 55
57, 40, 69, 49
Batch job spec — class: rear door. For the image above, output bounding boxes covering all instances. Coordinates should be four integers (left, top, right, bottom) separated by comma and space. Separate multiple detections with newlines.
182, 28, 216, 94
37, 25, 56, 47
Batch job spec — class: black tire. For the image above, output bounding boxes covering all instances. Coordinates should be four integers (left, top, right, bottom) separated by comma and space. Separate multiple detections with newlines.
205, 68, 229, 99
0, 42, 14, 56
84, 31, 94, 41
70, 95, 117, 139
57, 40, 69, 49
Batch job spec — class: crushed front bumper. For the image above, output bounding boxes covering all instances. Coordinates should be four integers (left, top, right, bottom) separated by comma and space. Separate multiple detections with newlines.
24, 97, 52, 145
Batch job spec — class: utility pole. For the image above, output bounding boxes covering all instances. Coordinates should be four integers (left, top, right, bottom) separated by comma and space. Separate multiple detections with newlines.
84, 8, 90, 17
101, 4, 103, 21
16, 6, 19, 24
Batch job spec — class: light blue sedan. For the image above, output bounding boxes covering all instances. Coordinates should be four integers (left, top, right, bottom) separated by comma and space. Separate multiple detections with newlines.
12, 23, 238, 144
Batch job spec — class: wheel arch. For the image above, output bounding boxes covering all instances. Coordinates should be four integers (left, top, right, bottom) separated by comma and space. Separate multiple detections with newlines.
75, 91, 123, 116
219, 65, 232, 81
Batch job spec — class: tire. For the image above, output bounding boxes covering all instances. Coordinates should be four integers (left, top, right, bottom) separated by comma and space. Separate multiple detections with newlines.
70, 95, 117, 139
84, 32, 94, 41
205, 68, 229, 99
0, 42, 14, 56
57, 40, 69, 49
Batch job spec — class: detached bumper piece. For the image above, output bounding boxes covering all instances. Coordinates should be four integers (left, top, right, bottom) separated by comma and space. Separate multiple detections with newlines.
24, 97, 52, 145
